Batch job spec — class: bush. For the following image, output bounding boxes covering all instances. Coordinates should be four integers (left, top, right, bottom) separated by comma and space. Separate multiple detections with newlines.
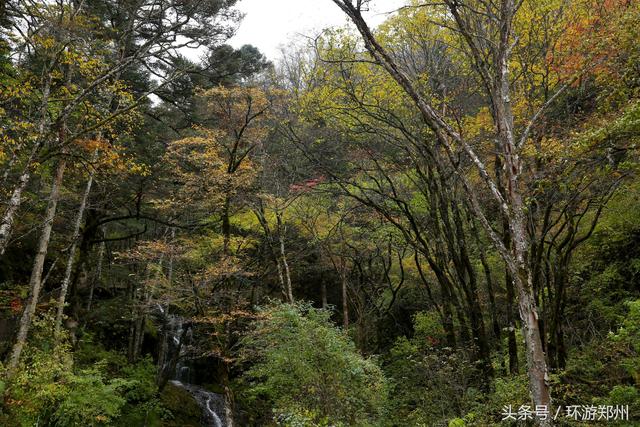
382, 311, 478, 426
239, 301, 387, 426
2, 350, 129, 426
0, 311, 159, 426
609, 299, 640, 382
52, 367, 132, 426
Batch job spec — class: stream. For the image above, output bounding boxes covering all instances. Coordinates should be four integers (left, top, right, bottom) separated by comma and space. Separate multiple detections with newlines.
159, 309, 228, 427
169, 380, 226, 427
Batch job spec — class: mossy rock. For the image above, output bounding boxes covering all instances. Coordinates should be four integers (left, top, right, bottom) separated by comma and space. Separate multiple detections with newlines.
160, 382, 202, 427
202, 382, 225, 394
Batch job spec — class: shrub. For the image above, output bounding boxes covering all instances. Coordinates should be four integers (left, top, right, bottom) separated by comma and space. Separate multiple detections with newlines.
239, 301, 387, 426
0, 311, 156, 426
382, 311, 478, 426
52, 368, 132, 426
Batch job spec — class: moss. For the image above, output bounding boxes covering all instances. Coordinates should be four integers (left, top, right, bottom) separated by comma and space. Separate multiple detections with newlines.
160, 382, 201, 427
145, 317, 159, 339
202, 382, 225, 394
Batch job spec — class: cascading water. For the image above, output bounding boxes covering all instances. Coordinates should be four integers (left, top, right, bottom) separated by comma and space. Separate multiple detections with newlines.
173, 316, 193, 384
169, 380, 226, 427
157, 308, 227, 427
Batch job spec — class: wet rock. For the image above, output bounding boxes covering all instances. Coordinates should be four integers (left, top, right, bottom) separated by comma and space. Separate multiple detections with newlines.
168, 380, 226, 427
160, 380, 202, 427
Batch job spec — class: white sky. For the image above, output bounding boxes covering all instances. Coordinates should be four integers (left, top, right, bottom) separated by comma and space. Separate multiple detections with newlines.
230, 0, 408, 60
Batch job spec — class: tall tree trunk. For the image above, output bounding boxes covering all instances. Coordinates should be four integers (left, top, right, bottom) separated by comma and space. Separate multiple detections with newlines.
503, 141, 552, 419
471, 216, 501, 341
254, 207, 288, 301
415, 251, 456, 347
494, 0, 551, 412
506, 268, 520, 375
222, 196, 231, 255
0, 76, 51, 256
276, 212, 293, 303
321, 279, 328, 309
341, 271, 349, 330
515, 266, 551, 417
7, 155, 67, 375
55, 162, 96, 337
87, 238, 105, 312
0, 146, 39, 256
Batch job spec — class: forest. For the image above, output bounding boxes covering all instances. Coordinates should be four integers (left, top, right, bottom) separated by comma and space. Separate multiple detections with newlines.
0, 0, 639, 425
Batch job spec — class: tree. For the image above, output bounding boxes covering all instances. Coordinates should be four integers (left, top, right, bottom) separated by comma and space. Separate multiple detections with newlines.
2, 0, 242, 376
326, 0, 568, 417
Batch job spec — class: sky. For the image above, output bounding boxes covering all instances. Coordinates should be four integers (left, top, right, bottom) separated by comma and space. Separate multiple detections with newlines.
229, 0, 407, 60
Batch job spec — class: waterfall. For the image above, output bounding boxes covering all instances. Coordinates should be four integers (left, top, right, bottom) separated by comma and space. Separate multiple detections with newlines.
158, 308, 227, 427
173, 316, 193, 383
157, 313, 193, 383
169, 380, 226, 427
206, 396, 224, 427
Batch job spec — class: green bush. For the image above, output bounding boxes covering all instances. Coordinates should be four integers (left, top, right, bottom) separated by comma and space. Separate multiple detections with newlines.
2, 346, 132, 426
0, 311, 160, 426
52, 367, 132, 426
609, 299, 640, 382
382, 311, 478, 426
239, 301, 388, 426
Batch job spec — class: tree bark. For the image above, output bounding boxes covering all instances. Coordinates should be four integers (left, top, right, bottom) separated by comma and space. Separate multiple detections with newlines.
7, 155, 67, 375
254, 207, 289, 301
341, 270, 349, 330
87, 238, 105, 312
55, 160, 96, 337
222, 196, 231, 255
321, 279, 328, 309
506, 269, 520, 375
0, 146, 39, 256
0, 75, 51, 256
493, 0, 552, 411
276, 212, 293, 303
